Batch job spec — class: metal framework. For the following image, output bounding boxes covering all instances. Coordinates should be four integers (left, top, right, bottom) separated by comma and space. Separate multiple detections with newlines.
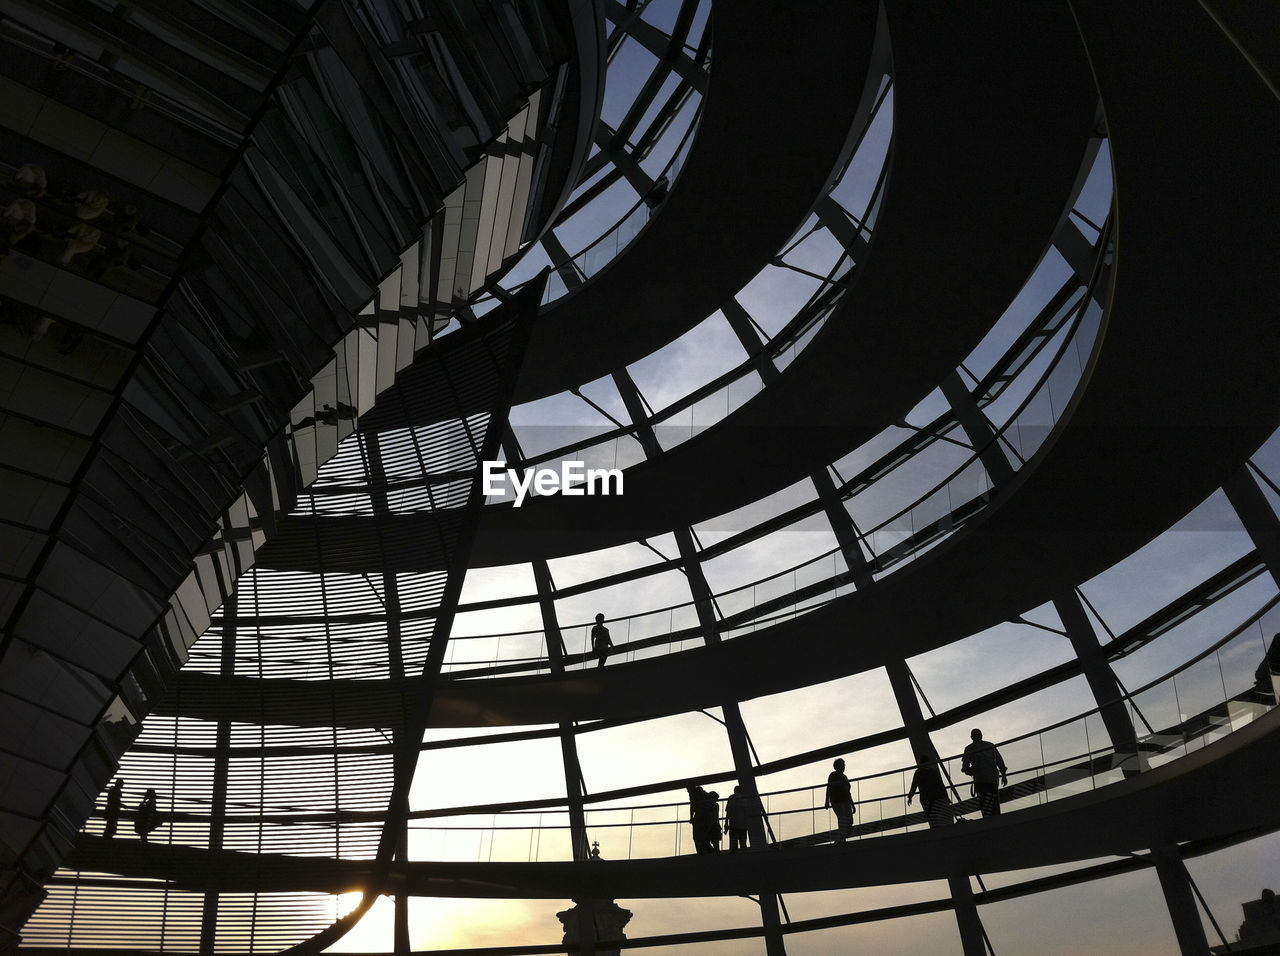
3, 2, 1280, 955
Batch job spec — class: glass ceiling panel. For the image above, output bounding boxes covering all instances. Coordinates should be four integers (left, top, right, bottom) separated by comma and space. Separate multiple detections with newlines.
979, 864, 1177, 954
1111, 573, 1277, 693
458, 562, 537, 604
1079, 489, 1253, 635
575, 710, 735, 793
907, 620, 1076, 715
626, 310, 744, 411
739, 668, 900, 766
694, 476, 817, 543
601, 38, 660, 129
735, 264, 825, 339
545, 533, 678, 589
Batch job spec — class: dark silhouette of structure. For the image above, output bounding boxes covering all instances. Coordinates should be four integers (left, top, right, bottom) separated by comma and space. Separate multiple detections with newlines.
557, 846, 634, 956
1256, 634, 1280, 701
1237, 888, 1280, 946
2, 2, 1280, 954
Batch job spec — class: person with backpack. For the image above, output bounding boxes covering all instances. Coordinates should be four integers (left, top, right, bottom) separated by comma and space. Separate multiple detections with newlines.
134, 789, 161, 842
687, 784, 721, 853
723, 785, 760, 851
961, 729, 1007, 817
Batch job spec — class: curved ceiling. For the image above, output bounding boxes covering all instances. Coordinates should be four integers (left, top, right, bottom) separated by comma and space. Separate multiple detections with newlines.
192, 0, 1280, 731
20, 1, 1280, 952
260, 0, 1097, 573
358, 0, 881, 427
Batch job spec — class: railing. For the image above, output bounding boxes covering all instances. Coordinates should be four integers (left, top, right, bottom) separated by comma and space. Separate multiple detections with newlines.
491, 51, 708, 309
411, 602, 1280, 862
433, 237, 1108, 680
499, 80, 896, 480
859, 280, 1106, 576
84, 592, 1280, 862
185, 201, 1109, 687
539, 181, 666, 306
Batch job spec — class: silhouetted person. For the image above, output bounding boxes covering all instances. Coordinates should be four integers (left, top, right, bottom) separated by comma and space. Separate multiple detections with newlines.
1254, 633, 1280, 700
591, 613, 613, 667
906, 756, 950, 827
114, 203, 141, 235
705, 791, 722, 852
643, 175, 669, 209
134, 788, 160, 842
961, 729, 1007, 817
723, 785, 759, 851
103, 779, 123, 838
698, 790, 722, 853
824, 758, 855, 842
686, 784, 706, 852
687, 785, 720, 853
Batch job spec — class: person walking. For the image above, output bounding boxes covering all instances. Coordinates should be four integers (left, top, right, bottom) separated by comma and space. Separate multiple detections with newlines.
823, 758, 855, 842
723, 785, 760, 851
103, 779, 123, 838
687, 785, 721, 853
907, 755, 951, 827
591, 613, 614, 667
961, 729, 1008, 817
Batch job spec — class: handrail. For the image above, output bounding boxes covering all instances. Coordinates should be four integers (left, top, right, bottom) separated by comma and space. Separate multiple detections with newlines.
95, 588, 1279, 852
86, 678, 1276, 858
237, 162, 1113, 689
427, 232, 1110, 678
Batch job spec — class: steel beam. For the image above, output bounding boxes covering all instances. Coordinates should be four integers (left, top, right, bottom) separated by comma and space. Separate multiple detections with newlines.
1054, 591, 1144, 775
1151, 842, 1210, 955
